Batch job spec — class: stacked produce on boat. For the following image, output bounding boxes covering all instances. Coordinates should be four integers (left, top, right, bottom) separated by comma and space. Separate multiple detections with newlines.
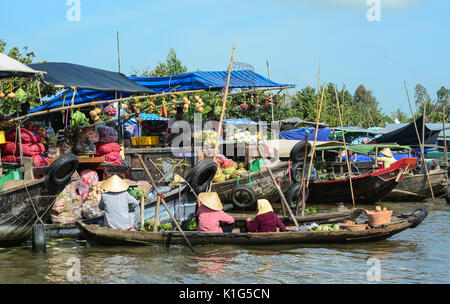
0, 124, 49, 167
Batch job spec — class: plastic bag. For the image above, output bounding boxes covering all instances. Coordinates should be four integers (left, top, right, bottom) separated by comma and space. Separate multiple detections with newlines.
51, 183, 82, 224
96, 125, 118, 143
82, 199, 104, 219
78, 170, 99, 202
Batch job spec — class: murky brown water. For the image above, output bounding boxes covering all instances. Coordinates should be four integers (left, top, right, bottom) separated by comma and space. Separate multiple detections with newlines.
0, 200, 448, 284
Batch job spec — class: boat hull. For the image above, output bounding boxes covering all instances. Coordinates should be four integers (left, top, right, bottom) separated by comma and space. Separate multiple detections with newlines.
382, 171, 447, 202
76, 207, 428, 246
307, 158, 417, 205
0, 179, 56, 245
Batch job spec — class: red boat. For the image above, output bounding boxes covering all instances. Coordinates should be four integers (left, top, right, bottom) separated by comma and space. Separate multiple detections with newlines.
307, 157, 417, 205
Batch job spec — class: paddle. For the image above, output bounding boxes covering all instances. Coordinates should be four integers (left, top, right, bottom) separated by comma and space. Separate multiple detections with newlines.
137, 154, 198, 254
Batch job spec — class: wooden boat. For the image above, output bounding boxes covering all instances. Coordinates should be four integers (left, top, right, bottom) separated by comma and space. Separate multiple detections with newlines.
307, 158, 417, 205
76, 207, 428, 246
0, 154, 79, 246
382, 170, 448, 202
0, 179, 61, 245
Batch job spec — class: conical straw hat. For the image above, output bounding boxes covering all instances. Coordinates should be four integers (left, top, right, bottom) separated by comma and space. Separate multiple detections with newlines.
101, 175, 130, 193
380, 148, 393, 158
257, 199, 274, 216
198, 192, 223, 211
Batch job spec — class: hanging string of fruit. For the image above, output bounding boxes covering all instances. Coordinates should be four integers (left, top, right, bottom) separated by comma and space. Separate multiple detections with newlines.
89, 107, 102, 122
240, 93, 248, 111
194, 95, 204, 113
183, 96, 191, 114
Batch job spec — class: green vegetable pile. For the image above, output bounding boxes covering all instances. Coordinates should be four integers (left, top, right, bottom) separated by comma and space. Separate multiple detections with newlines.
310, 224, 341, 231
142, 219, 174, 232
70, 111, 89, 127
304, 206, 319, 215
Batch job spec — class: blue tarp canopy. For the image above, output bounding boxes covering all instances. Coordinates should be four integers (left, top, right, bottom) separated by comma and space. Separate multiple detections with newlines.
130, 70, 291, 93
279, 128, 333, 141
30, 70, 292, 113
28, 62, 153, 93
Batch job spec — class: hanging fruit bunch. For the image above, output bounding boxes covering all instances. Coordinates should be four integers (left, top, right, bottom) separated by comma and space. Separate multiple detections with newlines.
134, 98, 142, 114
194, 95, 204, 113
170, 95, 178, 116
149, 100, 156, 113
121, 103, 129, 111
250, 94, 255, 104
104, 105, 117, 117
183, 96, 191, 113
159, 98, 168, 118
89, 107, 102, 122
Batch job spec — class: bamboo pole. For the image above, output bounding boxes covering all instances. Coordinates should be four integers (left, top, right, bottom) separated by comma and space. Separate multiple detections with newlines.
296, 136, 309, 217
137, 154, 197, 254
8, 89, 204, 124
443, 105, 448, 166
213, 44, 236, 162
116, 30, 121, 74
153, 195, 161, 232
256, 143, 299, 226
306, 83, 326, 188
334, 85, 356, 207
404, 82, 435, 204
140, 193, 145, 231
422, 101, 427, 152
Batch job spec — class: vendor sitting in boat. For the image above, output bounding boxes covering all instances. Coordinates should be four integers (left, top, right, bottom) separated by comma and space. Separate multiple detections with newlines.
377, 148, 397, 169
197, 192, 235, 233
99, 175, 139, 232
246, 199, 287, 233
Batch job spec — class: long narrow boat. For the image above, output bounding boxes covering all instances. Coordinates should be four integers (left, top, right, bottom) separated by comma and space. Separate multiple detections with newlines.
382, 170, 447, 202
0, 154, 79, 246
307, 158, 417, 205
76, 207, 428, 246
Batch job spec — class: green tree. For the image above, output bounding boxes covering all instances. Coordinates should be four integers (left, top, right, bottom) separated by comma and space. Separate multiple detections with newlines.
0, 39, 56, 115
133, 48, 188, 77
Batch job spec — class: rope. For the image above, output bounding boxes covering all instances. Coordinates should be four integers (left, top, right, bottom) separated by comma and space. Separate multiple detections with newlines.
24, 183, 45, 225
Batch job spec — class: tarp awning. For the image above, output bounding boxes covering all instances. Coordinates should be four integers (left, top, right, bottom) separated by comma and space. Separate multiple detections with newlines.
27, 62, 153, 93
130, 70, 293, 93
370, 116, 442, 146
279, 127, 333, 141
315, 144, 411, 155
0, 53, 43, 79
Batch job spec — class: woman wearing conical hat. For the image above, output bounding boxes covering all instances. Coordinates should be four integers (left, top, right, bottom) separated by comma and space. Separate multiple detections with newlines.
377, 148, 397, 169
246, 199, 286, 233
99, 175, 139, 231
196, 192, 235, 233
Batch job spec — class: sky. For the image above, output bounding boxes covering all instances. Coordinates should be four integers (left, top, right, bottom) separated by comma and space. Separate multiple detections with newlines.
1, 0, 449, 115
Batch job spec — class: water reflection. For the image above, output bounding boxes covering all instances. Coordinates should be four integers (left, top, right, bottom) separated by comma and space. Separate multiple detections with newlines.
0, 200, 448, 284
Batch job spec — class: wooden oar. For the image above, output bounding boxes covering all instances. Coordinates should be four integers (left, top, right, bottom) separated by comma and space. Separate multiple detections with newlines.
256, 142, 299, 226
137, 154, 197, 254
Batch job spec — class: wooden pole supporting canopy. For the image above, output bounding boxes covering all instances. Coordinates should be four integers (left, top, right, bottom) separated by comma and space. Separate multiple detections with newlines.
404, 82, 435, 204
213, 44, 236, 162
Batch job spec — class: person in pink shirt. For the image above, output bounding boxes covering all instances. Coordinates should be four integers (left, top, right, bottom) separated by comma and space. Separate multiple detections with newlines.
196, 192, 235, 233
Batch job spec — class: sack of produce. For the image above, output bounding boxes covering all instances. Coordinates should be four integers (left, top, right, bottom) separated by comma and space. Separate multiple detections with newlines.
1, 155, 19, 163
1, 142, 46, 156
103, 151, 123, 165
5, 128, 42, 144
96, 125, 118, 143
78, 169, 99, 202
95, 142, 122, 156
83, 125, 99, 144
51, 183, 82, 224
32, 153, 49, 167
81, 182, 105, 219
73, 141, 96, 154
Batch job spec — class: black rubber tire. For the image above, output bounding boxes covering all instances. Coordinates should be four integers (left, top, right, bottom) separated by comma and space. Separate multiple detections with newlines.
290, 141, 312, 163
231, 185, 257, 209
290, 162, 304, 183
285, 182, 309, 209
446, 184, 450, 204
32, 223, 46, 254
186, 158, 218, 194
45, 153, 79, 186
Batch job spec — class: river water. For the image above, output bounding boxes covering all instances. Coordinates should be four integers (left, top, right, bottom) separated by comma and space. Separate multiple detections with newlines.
0, 200, 448, 284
